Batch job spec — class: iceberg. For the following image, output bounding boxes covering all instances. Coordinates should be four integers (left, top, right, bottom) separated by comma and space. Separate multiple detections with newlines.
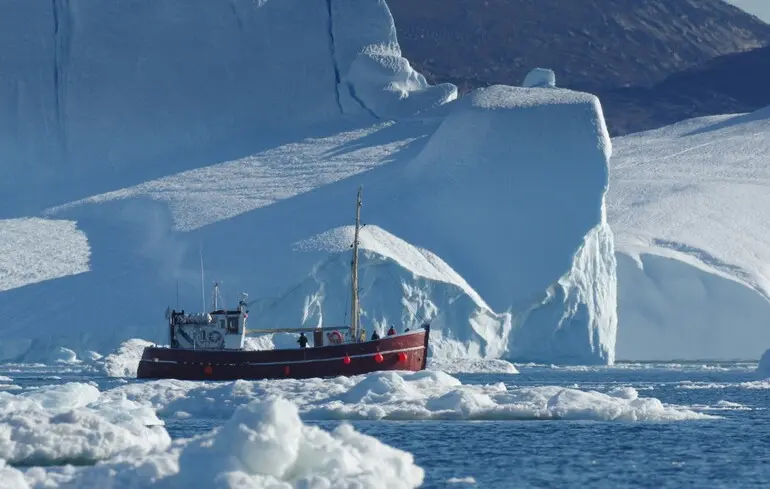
757, 349, 770, 376
608, 106, 770, 360
0, 0, 617, 366
395, 85, 616, 364
0, 0, 455, 214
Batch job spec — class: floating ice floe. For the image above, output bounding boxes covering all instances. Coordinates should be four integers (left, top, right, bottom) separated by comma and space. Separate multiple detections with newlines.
103, 370, 714, 422
690, 400, 753, 412
0, 383, 168, 467
101, 339, 155, 378
447, 476, 477, 484
427, 358, 519, 374
677, 380, 770, 390
9, 398, 425, 489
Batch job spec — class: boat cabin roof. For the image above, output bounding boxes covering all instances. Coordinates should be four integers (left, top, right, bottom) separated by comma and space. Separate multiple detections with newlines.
210, 309, 243, 316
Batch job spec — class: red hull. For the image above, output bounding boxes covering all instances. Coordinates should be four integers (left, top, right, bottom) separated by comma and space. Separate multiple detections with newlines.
136, 327, 430, 380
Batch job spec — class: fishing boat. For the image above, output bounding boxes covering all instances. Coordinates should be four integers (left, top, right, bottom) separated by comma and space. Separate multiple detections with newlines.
137, 186, 431, 380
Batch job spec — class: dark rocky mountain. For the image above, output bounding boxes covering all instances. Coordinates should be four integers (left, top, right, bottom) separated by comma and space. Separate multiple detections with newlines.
387, 0, 770, 134
597, 44, 770, 135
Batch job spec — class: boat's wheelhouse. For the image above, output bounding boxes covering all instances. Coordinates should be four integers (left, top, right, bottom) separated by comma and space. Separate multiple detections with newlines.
167, 300, 247, 351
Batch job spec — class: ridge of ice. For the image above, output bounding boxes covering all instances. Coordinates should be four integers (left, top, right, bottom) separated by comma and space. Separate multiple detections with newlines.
287, 225, 515, 360
295, 225, 489, 309
103, 370, 713, 422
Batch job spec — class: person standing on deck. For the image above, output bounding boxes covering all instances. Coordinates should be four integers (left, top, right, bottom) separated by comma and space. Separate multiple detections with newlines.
298, 332, 308, 348
387, 325, 396, 336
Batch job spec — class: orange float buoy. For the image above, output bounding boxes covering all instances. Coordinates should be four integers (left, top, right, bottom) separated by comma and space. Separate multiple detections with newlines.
374, 352, 384, 363
398, 352, 407, 362
343, 355, 351, 365
204, 365, 213, 375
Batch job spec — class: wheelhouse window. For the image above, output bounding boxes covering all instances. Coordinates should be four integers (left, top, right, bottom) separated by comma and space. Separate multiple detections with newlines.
227, 317, 239, 333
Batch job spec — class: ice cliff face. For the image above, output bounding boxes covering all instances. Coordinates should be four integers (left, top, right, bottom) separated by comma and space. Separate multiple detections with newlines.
0, 0, 455, 214
608, 107, 770, 361
393, 84, 617, 364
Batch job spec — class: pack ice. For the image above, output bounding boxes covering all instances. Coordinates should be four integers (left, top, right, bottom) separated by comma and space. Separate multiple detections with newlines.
0, 389, 425, 489
0, 369, 713, 488
0, 0, 616, 365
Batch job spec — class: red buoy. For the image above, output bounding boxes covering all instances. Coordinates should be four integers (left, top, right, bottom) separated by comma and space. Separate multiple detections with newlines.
284, 366, 291, 376
204, 365, 213, 375
374, 352, 384, 363
398, 352, 408, 362
343, 355, 351, 365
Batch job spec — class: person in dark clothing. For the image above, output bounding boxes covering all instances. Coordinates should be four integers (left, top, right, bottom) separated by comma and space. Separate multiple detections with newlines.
387, 325, 396, 336
297, 332, 308, 348
404, 327, 410, 333
371, 330, 380, 340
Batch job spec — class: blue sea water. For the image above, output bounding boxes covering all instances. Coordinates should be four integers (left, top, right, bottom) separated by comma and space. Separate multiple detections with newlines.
2, 362, 768, 488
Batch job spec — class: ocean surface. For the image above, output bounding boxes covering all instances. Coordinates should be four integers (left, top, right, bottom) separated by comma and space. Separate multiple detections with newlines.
2, 361, 768, 488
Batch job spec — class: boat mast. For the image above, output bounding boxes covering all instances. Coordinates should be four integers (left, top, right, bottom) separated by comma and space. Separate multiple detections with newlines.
350, 186, 363, 341
212, 281, 219, 310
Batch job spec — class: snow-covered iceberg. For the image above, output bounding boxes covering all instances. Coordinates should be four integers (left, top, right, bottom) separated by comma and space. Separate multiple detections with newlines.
0, 0, 616, 366
330, 0, 457, 118
284, 225, 513, 360
0, 0, 455, 213
395, 85, 617, 364
608, 107, 770, 360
